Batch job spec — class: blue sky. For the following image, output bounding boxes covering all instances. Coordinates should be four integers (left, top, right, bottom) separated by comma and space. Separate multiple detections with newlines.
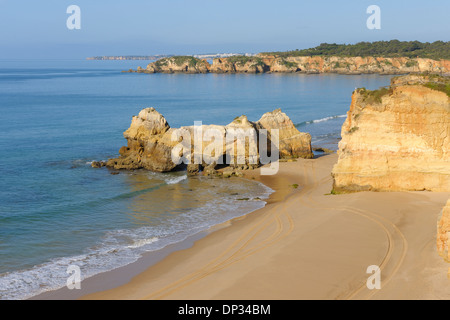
0, 0, 449, 59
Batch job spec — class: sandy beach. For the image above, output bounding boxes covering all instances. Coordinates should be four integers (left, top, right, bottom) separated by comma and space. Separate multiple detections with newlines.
73, 154, 449, 300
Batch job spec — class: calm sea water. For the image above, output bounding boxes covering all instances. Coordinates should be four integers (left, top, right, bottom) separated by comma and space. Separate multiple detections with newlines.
0, 59, 393, 299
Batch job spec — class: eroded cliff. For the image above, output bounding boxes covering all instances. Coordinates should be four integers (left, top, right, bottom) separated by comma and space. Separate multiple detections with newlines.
437, 200, 450, 265
258, 55, 450, 75
130, 55, 450, 75
332, 75, 450, 192
136, 56, 210, 74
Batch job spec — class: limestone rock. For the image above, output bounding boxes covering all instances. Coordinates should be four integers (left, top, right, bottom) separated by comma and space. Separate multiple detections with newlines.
437, 200, 450, 262
202, 163, 218, 176
210, 57, 269, 73
268, 58, 300, 73
106, 108, 178, 172
332, 75, 450, 192
257, 55, 450, 74
107, 107, 313, 173
256, 109, 313, 159
134, 55, 450, 75
187, 163, 201, 176
145, 56, 210, 74
225, 115, 259, 166
125, 107, 170, 138
91, 161, 106, 168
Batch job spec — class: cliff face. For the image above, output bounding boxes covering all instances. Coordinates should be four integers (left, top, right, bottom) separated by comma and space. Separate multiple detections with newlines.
106, 108, 313, 172
437, 200, 450, 265
258, 55, 450, 74
332, 75, 450, 192
139, 56, 210, 74
210, 57, 269, 73
132, 55, 450, 75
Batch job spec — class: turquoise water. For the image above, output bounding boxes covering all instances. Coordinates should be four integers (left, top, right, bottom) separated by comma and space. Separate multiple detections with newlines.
0, 59, 393, 299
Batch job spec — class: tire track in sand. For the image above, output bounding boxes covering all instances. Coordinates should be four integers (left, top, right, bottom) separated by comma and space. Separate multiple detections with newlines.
141, 195, 294, 300
296, 160, 408, 300
142, 158, 407, 300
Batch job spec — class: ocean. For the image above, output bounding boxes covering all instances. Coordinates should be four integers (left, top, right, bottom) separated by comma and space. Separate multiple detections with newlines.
0, 59, 393, 299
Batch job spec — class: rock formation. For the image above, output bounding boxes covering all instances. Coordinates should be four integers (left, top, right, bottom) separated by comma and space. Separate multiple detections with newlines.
129, 55, 450, 75
137, 56, 210, 74
258, 55, 450, 75
437, 200, 450, 264
105, 108, 313, 173
332, 75, 450, 192
255, 109, 313, 159
210, 56, 269, 73
106, 108, 180, 172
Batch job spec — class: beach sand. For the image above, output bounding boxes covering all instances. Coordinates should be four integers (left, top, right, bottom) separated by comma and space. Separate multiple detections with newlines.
74, 154, 449, 299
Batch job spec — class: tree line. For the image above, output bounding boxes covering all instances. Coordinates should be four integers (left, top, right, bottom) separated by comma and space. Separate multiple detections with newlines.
263, 40, 450, 60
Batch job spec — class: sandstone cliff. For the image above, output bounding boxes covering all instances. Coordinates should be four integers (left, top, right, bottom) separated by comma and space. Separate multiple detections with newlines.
437, 200, 450, 264
138, 56, 210, 74
130, 55, 450, 75
332, 75, 450, 192
255, 109, 312, 159
258, 55, 450, 75
210, 56, 269, 73
105, 108, 313, 173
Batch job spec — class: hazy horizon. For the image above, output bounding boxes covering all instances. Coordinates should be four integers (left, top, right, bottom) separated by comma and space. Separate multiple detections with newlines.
0, 0, 449, 59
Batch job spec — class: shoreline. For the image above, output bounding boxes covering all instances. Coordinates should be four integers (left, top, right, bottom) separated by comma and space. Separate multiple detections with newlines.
35, 153, 450, 300
31, 164, 291, 300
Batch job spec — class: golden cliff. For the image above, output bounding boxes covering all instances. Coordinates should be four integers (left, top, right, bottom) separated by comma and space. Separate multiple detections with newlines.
131, 55, 450, 75
332, 74, 450, 192
136, 56, 210, 74
437, 200, 450, 268
210, 56, 269, 73
258, 55, 450, 74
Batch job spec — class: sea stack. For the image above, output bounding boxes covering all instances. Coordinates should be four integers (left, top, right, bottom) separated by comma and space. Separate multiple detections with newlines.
332, 74, 450, 192
105, 108, 313, 173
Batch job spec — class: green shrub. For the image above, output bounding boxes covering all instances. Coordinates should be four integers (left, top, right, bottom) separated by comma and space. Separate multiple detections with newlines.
405, 60, 418, 68
424, 82, 450, 97
280, 59, 298, 69
227, 56, 266, 67
348, 126, 359, 134
358, 87, 393, 104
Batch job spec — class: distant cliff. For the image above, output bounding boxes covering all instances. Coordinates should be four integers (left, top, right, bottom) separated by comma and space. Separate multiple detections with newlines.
129, 56, 210, 74
129, 55, 450, 75
332, 74, 450, 192
437, 200, 450, 267
258, 55, 450, 75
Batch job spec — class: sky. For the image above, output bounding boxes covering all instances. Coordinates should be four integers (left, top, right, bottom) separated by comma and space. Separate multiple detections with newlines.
0, 0, 449, 59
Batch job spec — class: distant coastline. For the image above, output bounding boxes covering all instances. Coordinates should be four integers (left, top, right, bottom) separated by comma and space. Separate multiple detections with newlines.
87, 53, 255, 61
111, 41, 450, 75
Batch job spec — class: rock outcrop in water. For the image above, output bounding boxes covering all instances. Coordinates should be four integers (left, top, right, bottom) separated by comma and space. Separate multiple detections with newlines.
129, 55, 450, 75
135, 56, 210, 74
437, 200, 450, 267
258, 55, 450, 75
332, 74, 450, 192
105, 108, 313, 173
255, 109, 313, 159
209, 56, 269, 73
106, 108, 180, 172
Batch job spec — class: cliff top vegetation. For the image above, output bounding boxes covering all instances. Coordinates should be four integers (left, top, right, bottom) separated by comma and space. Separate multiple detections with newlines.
262, 40, 450, 60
